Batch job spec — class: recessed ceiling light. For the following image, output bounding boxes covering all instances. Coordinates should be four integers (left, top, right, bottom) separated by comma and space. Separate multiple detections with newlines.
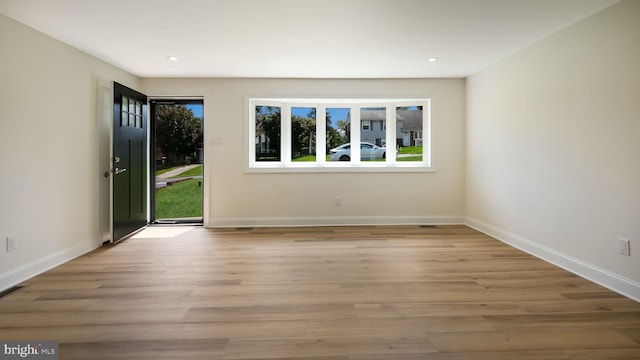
166, 56, 178, 61
427, 57, 438, 62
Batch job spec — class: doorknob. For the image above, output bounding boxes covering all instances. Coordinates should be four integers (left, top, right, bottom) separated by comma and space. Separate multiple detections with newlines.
113, 168, 127, 175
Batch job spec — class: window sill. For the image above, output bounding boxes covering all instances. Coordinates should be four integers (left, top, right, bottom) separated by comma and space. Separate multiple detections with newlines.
246, 163, 436, 173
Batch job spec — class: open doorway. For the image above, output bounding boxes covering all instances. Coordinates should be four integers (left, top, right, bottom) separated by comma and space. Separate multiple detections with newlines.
150, 99, 204, 224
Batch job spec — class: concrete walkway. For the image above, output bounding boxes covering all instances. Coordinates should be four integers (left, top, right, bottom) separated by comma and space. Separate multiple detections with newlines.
156, 164, 200, 180
156, 164, 201, 189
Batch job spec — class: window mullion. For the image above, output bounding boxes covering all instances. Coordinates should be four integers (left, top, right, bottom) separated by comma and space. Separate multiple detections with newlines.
282, 105, 291, 165
249, 103, 257, 165
424, 99, 431, 166
387, 105, 396, 164
351, 105, 360, 163
317, 105, 326, 164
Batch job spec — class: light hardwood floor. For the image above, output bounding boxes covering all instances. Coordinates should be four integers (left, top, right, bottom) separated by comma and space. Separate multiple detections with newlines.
1, 225, 639, 359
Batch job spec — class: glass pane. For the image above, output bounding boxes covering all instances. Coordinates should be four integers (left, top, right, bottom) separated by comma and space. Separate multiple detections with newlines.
135, 102, 142, 127
326, 108, 350, 162
396, 106, 423, 162
121, 97, 128, 126
255, 106, 281, 162
291, 107, 316, 162
360, 107, 386, 162
128, 97, 135, 114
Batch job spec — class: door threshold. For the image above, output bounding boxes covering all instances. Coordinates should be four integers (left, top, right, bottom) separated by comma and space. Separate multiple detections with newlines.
152, 219, 203, 226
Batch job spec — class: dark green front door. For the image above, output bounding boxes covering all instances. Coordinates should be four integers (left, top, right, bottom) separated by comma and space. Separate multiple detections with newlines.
113, 82, 148, 242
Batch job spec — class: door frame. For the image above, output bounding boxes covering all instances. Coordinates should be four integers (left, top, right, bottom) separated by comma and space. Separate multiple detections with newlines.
149, 98, 205, 224
98, 79, 114, 244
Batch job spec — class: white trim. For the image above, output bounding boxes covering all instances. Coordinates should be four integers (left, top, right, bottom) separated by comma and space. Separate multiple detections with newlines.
248, 98, 432, 171
423, 99, 433, 167
147, 96, 205, 101
0, 240, 100, 293
316, 105, 327, 165
97, 78, 113, 244
245, 165, 436, 173
387, 107, 396, 163
281, 105, 292, 165
465, 217, 640, 302
209, 215, 464, 228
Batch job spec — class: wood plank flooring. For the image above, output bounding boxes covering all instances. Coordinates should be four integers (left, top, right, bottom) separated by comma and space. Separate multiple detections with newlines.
1, 225, 639, 359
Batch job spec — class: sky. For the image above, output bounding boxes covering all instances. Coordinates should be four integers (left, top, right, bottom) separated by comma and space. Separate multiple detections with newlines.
292, 107, 349, 128
185, 104, 203, 119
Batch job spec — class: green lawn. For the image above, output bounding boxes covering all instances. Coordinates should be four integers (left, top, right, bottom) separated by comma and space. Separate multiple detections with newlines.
292, 155, 317, 162
171, 164, 203, 178
293, 155, 331, 162
156, 165, 183, 176
398, 146, 423, 154
398, 155, 423, 161
293, 153, 422, 162
155, 178, 203, 218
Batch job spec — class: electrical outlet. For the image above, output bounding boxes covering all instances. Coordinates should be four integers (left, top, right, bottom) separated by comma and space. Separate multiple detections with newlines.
335, 197, 342, 207
6, 235, 17, 252
617, 238, 630, 256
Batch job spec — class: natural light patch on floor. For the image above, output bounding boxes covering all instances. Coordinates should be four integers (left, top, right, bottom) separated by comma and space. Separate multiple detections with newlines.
131, 226, 195, 239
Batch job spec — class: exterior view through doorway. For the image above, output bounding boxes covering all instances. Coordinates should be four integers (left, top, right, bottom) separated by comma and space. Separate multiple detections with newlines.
150, 99, 204, 224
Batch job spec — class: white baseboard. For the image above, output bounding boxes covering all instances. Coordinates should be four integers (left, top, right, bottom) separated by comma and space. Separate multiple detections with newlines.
209, 215, 465, 228
0, 239, 100, 293
465, 217, 640, 302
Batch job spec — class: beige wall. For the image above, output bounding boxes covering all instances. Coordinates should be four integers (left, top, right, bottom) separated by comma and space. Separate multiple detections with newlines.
142, 78, 466, 227
466, 0, 639, 292
2, 0, 637, 300
0, 14, 139, 285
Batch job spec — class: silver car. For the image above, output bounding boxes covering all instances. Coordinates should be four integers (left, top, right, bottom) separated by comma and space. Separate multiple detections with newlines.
329, 142, 386, 161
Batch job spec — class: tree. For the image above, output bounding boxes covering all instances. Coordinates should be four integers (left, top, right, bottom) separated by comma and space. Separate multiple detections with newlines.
324, 110, 347, 152
255, 106, 281, 161
336, 120, 348, 136
291, 115, 316, 159
326, 126, 344, 152
155, 104, 202, 166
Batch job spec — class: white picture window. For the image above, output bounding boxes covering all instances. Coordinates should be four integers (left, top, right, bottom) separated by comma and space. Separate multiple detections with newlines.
248, 98, 432, 172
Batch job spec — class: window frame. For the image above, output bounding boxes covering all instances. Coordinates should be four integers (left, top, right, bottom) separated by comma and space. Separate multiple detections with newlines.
248, 98, 433, 173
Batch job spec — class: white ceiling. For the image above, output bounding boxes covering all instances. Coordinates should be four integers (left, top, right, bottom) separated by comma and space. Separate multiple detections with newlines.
0, 0, 619, 78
